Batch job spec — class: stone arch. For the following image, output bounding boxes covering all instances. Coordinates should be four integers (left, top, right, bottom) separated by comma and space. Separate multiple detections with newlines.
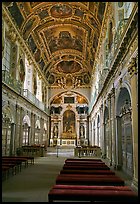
2, 105, 15, 156
22, 114, 31, 126
22, 115, 31, 145
116, 86, 133, 177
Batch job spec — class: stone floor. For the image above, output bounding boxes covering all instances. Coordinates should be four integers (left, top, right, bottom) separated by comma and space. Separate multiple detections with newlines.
2, 147, 136, 202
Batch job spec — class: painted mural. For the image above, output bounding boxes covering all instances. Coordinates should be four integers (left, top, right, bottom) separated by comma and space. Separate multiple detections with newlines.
56, 61, 81, 74
50, 4, 72, 18
44, 27, 84, 53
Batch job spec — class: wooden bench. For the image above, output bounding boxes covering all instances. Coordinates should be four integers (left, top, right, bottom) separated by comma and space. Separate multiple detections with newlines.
63, 164, 110, 170
60, 169, 115, 175
2, 157, 29, 168
56, 175, 125, 186
52, 184, 133, 191
48, 188, 138, 202
65, 158, 102, 162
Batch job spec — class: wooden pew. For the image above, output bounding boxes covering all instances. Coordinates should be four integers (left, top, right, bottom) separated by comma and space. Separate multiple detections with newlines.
48, 188, 138, 202
52, 184, 133, 191
2, 157, 28, 168
3, 156, 34, 165
60, 169, 115, 175
63, 164, 110, 170
65, 158, 102, 162
56, 175, 125, 186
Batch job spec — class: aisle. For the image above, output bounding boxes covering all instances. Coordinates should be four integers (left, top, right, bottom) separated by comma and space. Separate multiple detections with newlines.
2, 148, 74, 202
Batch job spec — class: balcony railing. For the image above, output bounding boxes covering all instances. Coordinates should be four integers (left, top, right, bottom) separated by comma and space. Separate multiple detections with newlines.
2, 70, 50, 114
2, 70, 22, 94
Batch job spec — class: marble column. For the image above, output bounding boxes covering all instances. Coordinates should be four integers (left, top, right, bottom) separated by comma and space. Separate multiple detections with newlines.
128, 57, 138, 190
89, 118, 92, 145
10, 123, 15, 155
107, 93, 112, 165
110, 87, 117, 168
19, 107, 23, 147
40, 117, 44, 144
30, 113, 35, 144
116, 116, 122, 170
99, 104, 103, 151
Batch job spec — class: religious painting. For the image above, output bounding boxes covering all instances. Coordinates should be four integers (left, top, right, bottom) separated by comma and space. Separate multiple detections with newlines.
97, 2, 106, 24
50, 4, 72, 18
44, 26, 84, 53
56, 61, 81, 74
83, 74, 90, 84
34, 49, 41, 62
19, 58, 25, 82
38, 9, 49, 19
48, 74, 55, 85
8, 2, 24, 29
27, 35, 37, 53
74, 9, 84, 18
77, 96, 88, 104
63, 110, 75, 133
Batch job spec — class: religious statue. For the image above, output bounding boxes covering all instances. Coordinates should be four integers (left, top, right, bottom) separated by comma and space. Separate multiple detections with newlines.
53, 125, 58, 138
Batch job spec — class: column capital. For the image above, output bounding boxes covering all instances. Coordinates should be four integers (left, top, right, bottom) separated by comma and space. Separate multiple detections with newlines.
128, 57, 137, 77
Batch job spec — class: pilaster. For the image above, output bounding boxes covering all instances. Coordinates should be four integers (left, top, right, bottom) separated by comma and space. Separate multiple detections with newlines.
128, 57, 138, 190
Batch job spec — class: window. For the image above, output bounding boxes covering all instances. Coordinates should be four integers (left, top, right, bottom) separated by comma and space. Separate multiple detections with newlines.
2, 38, 11, 71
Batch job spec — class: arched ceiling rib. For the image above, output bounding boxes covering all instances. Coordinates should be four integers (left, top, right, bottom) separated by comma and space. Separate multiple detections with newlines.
6, 2, 106, 88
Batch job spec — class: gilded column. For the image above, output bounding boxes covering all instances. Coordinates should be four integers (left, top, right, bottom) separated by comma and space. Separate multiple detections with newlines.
128, 57, 138, 190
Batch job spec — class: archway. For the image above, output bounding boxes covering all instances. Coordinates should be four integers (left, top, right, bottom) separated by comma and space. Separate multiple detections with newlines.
116, 87, 133, 177
2, 107, 14, 156
22, 115, 31, 146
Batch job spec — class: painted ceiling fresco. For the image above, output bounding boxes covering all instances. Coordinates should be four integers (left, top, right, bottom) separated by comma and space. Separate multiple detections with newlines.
7, 2, 106, 88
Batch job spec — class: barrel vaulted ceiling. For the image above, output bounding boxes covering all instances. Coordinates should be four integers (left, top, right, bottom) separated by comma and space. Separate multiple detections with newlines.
6, 2, 106, 88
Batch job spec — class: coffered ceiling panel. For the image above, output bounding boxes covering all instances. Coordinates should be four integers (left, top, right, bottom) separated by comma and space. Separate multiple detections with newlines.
7, 2, 106, 88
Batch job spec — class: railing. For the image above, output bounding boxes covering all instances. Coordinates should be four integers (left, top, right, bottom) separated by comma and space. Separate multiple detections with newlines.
2, 70, 50, 114
23, 89, 36, 104
2, 70, 22, 94
74, 146, 102, 158
23, 89, 49, 113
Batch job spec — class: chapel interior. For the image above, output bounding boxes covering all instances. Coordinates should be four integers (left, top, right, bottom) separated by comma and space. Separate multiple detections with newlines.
2, 2, 138, 202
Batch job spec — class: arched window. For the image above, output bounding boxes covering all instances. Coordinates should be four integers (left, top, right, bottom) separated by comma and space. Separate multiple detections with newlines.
2, 38, 11, 72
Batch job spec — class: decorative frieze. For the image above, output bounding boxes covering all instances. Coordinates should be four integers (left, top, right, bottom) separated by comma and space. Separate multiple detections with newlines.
128, 57, 137, 77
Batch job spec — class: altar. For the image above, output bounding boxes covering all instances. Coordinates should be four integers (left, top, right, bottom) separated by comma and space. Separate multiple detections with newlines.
60, 132, 77, 146
61, 139, 76, 146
